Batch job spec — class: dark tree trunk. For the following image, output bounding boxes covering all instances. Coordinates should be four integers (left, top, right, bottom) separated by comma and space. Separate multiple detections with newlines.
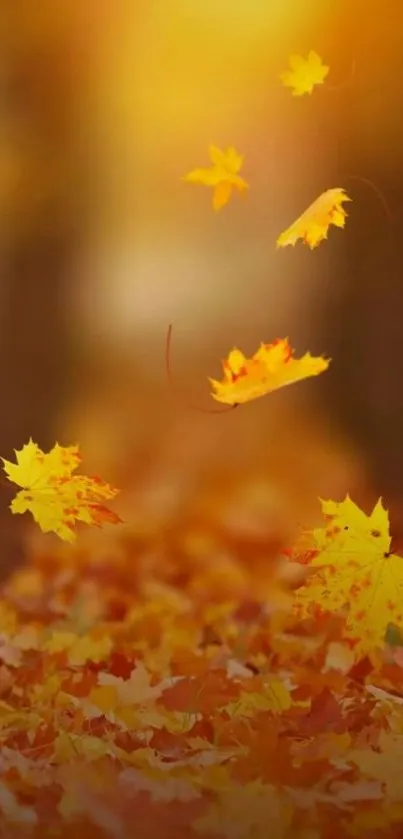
315, 3, 403, 539
0, 235, 76, 576
0, 7, 83, 577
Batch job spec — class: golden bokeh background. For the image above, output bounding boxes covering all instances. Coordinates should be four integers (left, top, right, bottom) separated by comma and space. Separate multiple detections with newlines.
1, 0, 402, 572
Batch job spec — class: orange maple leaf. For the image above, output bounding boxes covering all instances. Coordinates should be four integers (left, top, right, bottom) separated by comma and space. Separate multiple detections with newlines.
209, 339, 330, 406
161, 671, 241, 715
277, 188, 352, 249
182, 145, 248, 211
2, 439, 122, 542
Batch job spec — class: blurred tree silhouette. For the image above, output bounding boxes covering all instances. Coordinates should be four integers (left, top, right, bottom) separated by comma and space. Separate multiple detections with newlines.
0, 3, 87, 574
315, 1, 403, 536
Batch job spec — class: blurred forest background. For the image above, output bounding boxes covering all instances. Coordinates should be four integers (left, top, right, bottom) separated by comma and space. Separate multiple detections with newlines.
0, 0, 402, 575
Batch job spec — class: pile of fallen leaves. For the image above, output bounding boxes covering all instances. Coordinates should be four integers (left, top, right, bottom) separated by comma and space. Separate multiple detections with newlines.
2, 476, 403, 839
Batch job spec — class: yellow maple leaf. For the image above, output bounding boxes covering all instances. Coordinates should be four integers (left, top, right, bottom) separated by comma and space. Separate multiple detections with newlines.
53, 731, 78, 763
54, 733, 110, 764
87, 685, 119, 715
209, 338, 329, 406
43, 630, 113, 665
43, 631, 78, 655
294, 496, 403, 653
280, 51, 329, 96
2, 439, 122, 542
222, 679, 293, 718
277, 188, 352, 249
182, 145, 248, 211
97, 662, 163, 705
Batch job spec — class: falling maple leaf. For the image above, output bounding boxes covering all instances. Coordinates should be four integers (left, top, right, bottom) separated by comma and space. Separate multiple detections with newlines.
182, 145, 248, 211
209, 338, 329, 406
280, 51, 329, 96
2, 439, 122, 542
277, 188, 352, 249
294, 496, 403, 653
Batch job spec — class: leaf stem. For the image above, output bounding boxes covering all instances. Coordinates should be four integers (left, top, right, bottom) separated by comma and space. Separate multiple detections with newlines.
342, 174, 393, 221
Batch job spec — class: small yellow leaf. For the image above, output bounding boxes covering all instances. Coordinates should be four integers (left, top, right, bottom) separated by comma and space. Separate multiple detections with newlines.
183, 145, 248, 211
280, 51, 329, 96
